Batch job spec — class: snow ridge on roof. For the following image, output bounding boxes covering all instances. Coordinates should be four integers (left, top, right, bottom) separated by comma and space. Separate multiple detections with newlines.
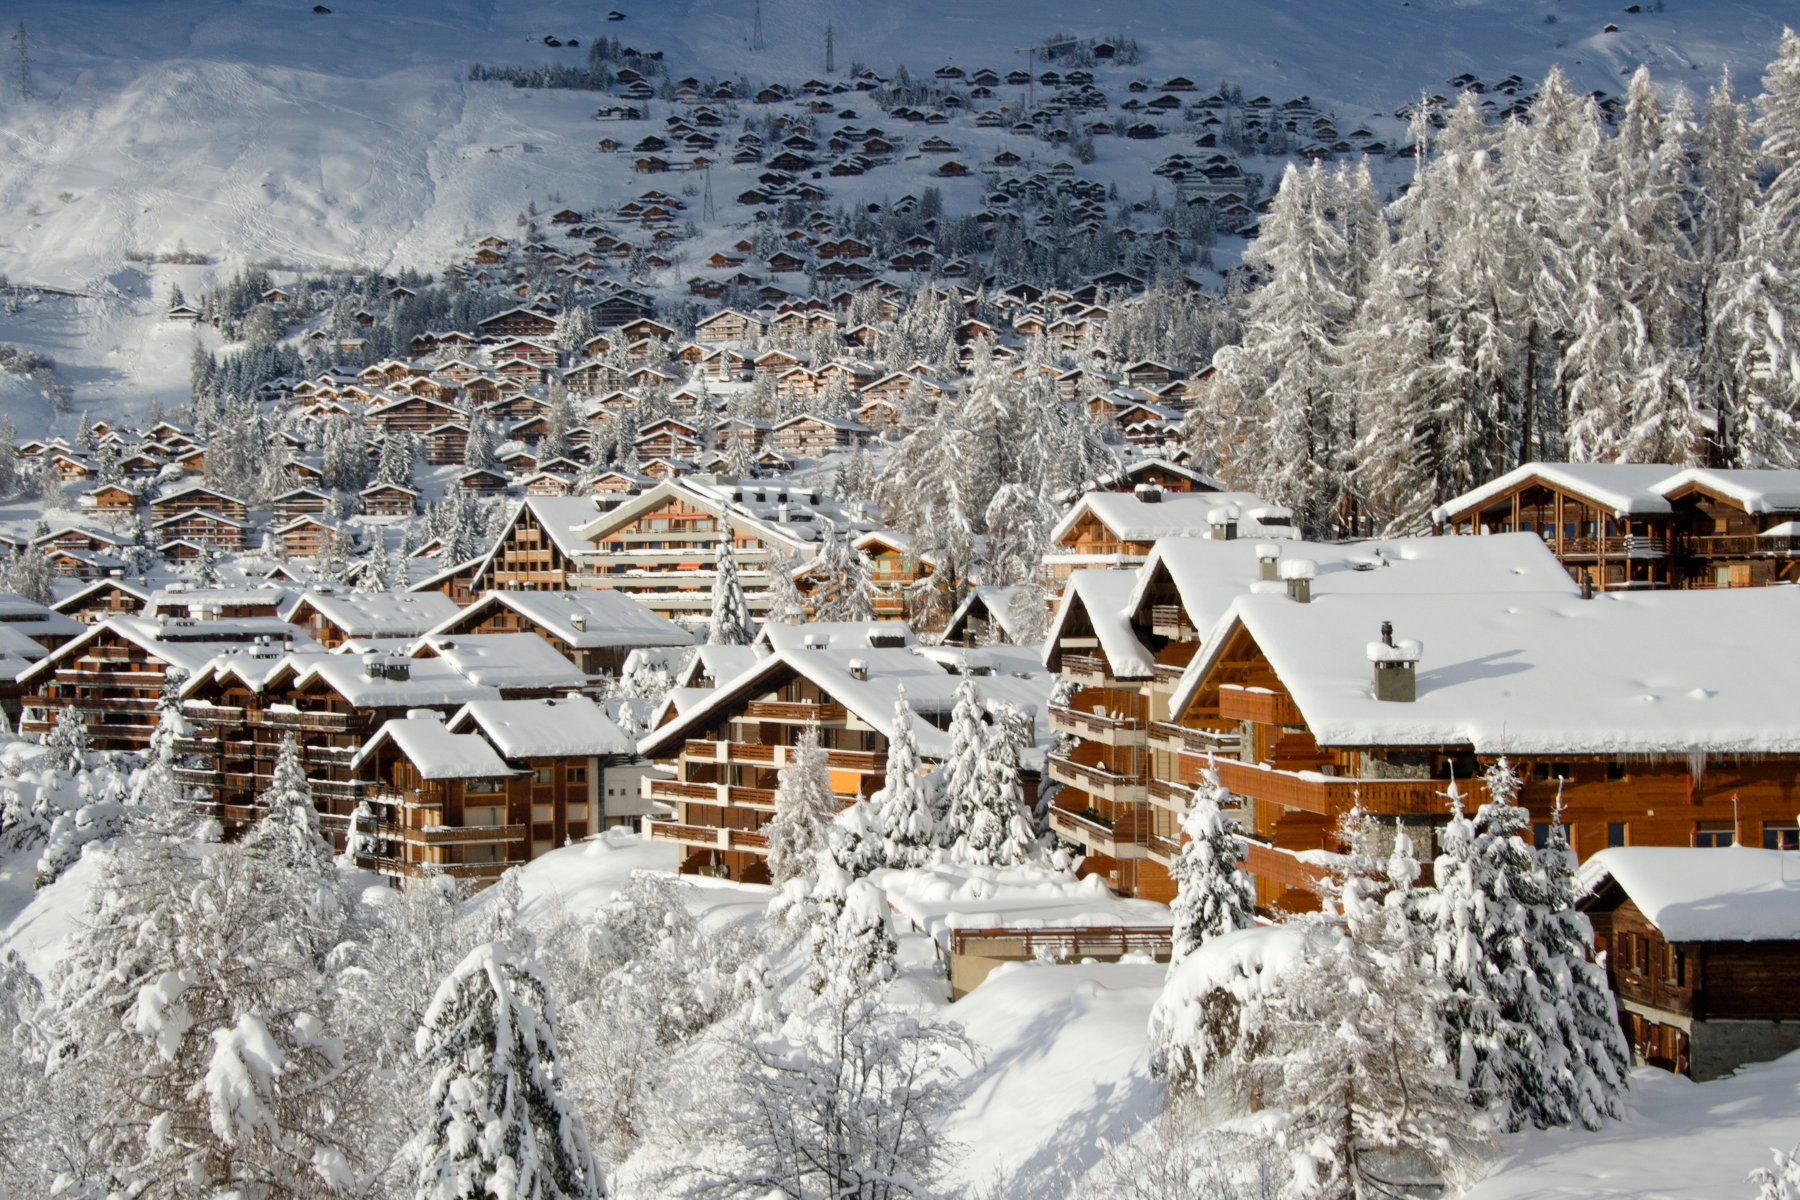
1582, 846, 1800, 941
354, 715, 517, 780
1052, 490, 1293, 546
1431, 461, 1680, 523
449, 695, 636, 758
285, 590, 461, 637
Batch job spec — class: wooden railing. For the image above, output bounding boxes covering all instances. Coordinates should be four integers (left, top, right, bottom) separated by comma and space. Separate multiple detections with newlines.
376, 821, 526, 846
1553, 535, 1668, 558
1049, 799, 1151, 851
1218, 685, 1303, 726
1048, 704, 1146, 745
251, 709, 358, 732
1149, 604, 1195, 638
1047, 753, 1146, 802
1061, 654, 1117, 682
644, 820, 768, 851
182, 703, 246, 726
947, 925, 1173, 959
52, 671, 166, 687
1148, 721, 1241, 756
1674, 534, 1800, 557
686, 740, 886, 772
356, 855, 513, 880
744, 701, 849, 723
1210, 757, 1485, 817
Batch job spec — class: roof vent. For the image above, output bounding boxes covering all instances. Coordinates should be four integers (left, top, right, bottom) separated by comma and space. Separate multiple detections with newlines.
385, 660, 410, 681
570, 614, 586, 632
1255, 542, 1282, 581
1368, 621, 1423, 702
803, 632, 829, 649
1134, 483, 1163, 503
407, 708, 444, 721
363, 650, 381, 678
1280, 557, 1316, 603
848, 657, 869, 680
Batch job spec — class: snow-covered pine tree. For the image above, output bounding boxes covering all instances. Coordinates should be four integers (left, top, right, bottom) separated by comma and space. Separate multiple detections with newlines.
1167, 755, 1255, 960
1528, 784, 1631, 1129
869, 684, 936, 868
412, 942, 604, 1200
960, 699, 1035, 866
809, 518, 878, 622
1752, 1146, 1800, 1200
706, 534, 753, 645
243, 732, 339, 895
934, 673, 986, 849
40, 704, 90, 772
1697, 71, 1762, 466
764, 725, 837, 886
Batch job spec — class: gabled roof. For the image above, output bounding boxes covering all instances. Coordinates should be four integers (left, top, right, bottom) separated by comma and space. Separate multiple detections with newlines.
1652, 468, 1800, 514
1579, 846, 1800, 941
1430, 461, 1681, 524
352, 715, 519, 780
1042, 569, 1155, 678
413, 633, 588, 690
447, 695, 636, 758
51, 577, 151, 615
23, 616, 321, 687
282, 590, 462, 638
1052, 490, 1293, 545
432, 588, 690, 649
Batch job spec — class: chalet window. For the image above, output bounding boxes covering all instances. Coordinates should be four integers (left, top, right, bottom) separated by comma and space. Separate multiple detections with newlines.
1531, 822, 1571, 850
466, 777, 505, 794
1634, 934, 1649, 973
1606, 763, 1626, 781
1694, 821, 1736, 848
533, 765, 554, 785
1766, 824, 1800, 850
1607, 821, 1627, 848
566, 766, 587, 783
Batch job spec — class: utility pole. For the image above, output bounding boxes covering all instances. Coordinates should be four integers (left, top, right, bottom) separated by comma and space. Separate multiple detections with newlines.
703, 162, 715, 222
752, 0, 764, 51
825, 20, 834, 74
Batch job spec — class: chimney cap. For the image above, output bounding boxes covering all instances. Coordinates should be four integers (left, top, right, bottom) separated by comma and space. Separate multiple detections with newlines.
1207, 504, 1241, 523
1254, 542, 1282, 559
1278, 557, 1316, 581
1367, 638, 1423, 664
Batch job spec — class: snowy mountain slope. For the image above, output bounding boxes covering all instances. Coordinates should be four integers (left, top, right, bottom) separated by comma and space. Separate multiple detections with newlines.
0, 0, 1791, 431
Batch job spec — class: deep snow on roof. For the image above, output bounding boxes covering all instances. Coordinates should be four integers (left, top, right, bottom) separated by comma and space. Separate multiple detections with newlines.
1581, 846, 1800, 941
1052, 490, 1294, 546
1178, 586, 1800, 754
438, 588, 691, 649
1432, 461, 1681, 522
285, 590, 460, 637
415, 633, 588, 690
755, 619, 916, 651
1045, 570, 1156, 679
297, 652, 498, 708
448, 695, 637, 759
353, 714, 517, 780
1130, 531, 1579, 636
878, 863, 1171, 951
25, 616, 322, 686
1653, 468, 1800, 513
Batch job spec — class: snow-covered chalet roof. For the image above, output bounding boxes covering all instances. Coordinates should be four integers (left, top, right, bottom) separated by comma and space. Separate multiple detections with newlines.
878, 863, 1173, 951
283, 590, 461, 638
414, 633, 587, 691
447, 695, 637, 759
431, 588, 691, 649
1174, 586, 1800, 755
1580, 846, 1800, 941
754, 620, 916, 652
1043, 569, 1156, 679
1052, 489, 1294, 547
22, 616, 322, 687
1430, 461, 1680, 523
1652, 468, 1800, 514
352, 714, 519, 781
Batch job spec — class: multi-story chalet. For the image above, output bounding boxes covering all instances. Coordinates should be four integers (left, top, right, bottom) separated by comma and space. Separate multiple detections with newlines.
176, 648, 502, 834
850, 530, 933, 619
477, 307, 559, 339
638, 623, 1056, 881
1046, 487, 1293, 592
21, 617, 321, 750
1433, 463, 1800, 590
446, 696, 650, 836
281, 590, 461, 648
410, 632, 588, 696
770, 413, 873, 455
421, 588, 690, 677
53, 577, 151, 625
147, 586, 291, 619
1043, 533, 1584, 899
150, 483, 248, 524
1158, 586, 1800, 913
1580, 847, 1800, 1080
346, 713, 527, 884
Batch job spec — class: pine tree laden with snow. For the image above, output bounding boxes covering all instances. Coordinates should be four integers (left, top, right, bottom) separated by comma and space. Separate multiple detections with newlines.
40, 704, 90, 773
935, 673, 986, 851
960, 699, 1036, 867
1167, 756, 1255, 960
868, 684, 936, 869
764, 725, 838, 886
244, 732, 340, 902
412, 942, 604, 1200
706, 535, 754, 645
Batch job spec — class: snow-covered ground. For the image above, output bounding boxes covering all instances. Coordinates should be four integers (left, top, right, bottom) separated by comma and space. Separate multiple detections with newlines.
0, 0, 1793, 431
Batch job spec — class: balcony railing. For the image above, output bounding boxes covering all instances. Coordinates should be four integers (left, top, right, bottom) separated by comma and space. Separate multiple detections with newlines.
683, 740, 886, 772
1048, 798, 1150, 856
1217, 685, 1303, 726
1149, 604, 1196, 639
643, 819, 769, 851
1048, 704, 1146, 747
1148, 721, 1241, 757
1674, 534, 1800, 557
1061, 654, 1118, 684
376, 821, 527, 846
1047, 753, 1147, 804
355, 855, 514, 881
251, 709, 358, 732
947, 925, 1173, 959
182, 703, 246, 726
1551, 534, 1668, 559
649, 777, 780, 809
1210, 758, 1487, 817
743, 701, 849, 724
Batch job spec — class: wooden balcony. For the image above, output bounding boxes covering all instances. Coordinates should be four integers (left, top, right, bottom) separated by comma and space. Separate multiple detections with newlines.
1061, 654, 1121, 686
1048, 703, 1146, 748
1674, 534, 1800, 557
1243, 840, 1331, 891
1047, 753, 1146, 804
947, 925, 1173, 959
648, 777, 778, 809
1553, 534, 1668, 559
53, 670, 166, 687
1048, 795, 1150, 858
172, 766, 222, 787
377, 821, 527, 847
743, 700, 850, 724
643, 819, 769, 852
1148, 720, 1240, 757
1149, 604, 1197, 640
251, 709, 358, 732
356, 855, 514, 882
182, 702, 246, 726
24, 694, 160, 714
1210, 757, 1486, 817
682, 740, 886, 772
1217, 685, 1303, 726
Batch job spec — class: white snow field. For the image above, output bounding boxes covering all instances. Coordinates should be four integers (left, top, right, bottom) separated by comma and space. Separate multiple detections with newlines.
0, 0, 1793, 429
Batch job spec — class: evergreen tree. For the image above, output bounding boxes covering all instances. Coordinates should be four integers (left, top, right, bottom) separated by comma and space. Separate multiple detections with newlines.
764, 725, 837, 886
243, 733, 337, 891
808, 519, 878, 622
412, 942, 604, 1200
6, 542, 54, 605
1167, 756, 1255, 960
1696, 71, 1762, 465
706, 534, 753, 645
74, 411, 93, 450
761, 549, 808, 625
868, 684, 936, 868
934, 674, 986, 849
0, 414, 17, 496
41, 704, 90, 772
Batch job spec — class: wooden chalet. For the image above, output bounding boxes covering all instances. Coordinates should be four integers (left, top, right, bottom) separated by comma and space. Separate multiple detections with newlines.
1581, 848, 1800, 1080
281, 590, 461, 649
272, 487, 333, 523
275, 515, 341, 560
770, 414, 871, 455
53, 577, 151, 625
150, 485, 248, 524
420, 587, 690, 676
360, 482, 420, 516
153, 510, 248, 550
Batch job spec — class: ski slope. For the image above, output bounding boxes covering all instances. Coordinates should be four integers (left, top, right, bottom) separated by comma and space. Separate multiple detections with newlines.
0, 0, 1791, 432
